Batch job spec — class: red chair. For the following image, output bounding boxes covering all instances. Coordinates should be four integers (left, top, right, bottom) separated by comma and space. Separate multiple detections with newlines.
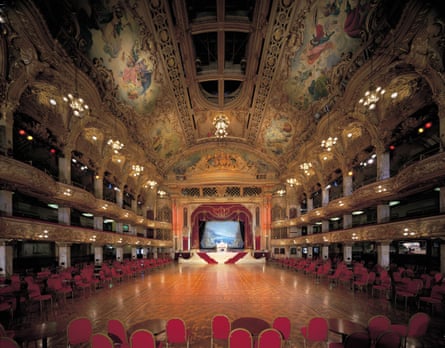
0, 337, 20, 348
165, 318, 190, 347
47, 276, 73, 305
375, 331, 402, 348
92, 332, 114, 348
228, 328, 252, 348
67, 316, 92, 347
27, 282, 53, 318
272, 316, 291, 347
130, 329, 158, 348
211, 314, 231, 347
300, 317, 329, 348
390, 312, 430, 348
107, 319, 130, 348
394, 278, 423, 310
367, 315, 391, 343
418, 284, 445, 315
256, 328, 282, 348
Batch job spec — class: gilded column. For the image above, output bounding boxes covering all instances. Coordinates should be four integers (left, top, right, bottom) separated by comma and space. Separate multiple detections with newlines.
377, 241, 391, 269
0, 189, 13, 216
0, 241, 13, 276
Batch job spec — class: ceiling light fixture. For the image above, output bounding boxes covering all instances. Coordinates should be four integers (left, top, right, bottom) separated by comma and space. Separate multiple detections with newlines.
321, 136, 338, 151
63, 66, 89, 117
131, 164, 144, 176
107, 139, 124, 153
213, 114, 230, 138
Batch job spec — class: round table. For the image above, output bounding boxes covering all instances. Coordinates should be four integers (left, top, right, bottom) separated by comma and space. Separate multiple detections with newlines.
328, 318, 367, 342
14, 321, 59, 348
127, 318, 167, 338
232, 317, 270, 336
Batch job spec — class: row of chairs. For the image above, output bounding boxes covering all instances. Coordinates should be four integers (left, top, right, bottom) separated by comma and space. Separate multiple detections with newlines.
299, 312, 431, 348
211, 315, 291, 348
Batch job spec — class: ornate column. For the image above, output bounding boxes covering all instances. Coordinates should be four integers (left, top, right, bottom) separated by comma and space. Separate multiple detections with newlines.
94, 245, 103, 265
343, 244, 352, 264
94, 173, 103, 199
0, 101, 17, 156
115, 247, 123, 262
343, 173, 353, 229
377, 240, 391, 269
58, 206, 70, 225
377, 151, 390, 180
116, 188, 123, 208
322, 187, 329, 207
307, 246, 313, 259
322, 245, 329, 261
377, 204, 390, 223
94, 216, 103, 230
56, 243, 71, 268
58, 149, 72, 184
0, 241, 13, 276
131, 247, 137, 260
321, 220, 329, 233
0, 189, 13, 216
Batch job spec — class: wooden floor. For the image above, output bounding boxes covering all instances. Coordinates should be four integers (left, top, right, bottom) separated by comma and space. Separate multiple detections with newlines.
10, 261, 445, 347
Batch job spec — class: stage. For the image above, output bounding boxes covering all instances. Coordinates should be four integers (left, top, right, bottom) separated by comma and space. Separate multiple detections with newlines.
177, 250, 266, 264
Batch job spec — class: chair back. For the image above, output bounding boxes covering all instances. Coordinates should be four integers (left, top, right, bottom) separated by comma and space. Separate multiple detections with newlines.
67, 317, 92, 346
407, 312, 430, 338
228, 328, 252, 348
0, 337, 20, 348
107, 319, 129, 345
367, 315, 391, 341
375, 331, 402, 348
272, 316, 291, 340
211, 314, 231, 340
307, 317, 329, 341
92, 333, 114, 348
257, 328, 282, 348
130, 329, 156, 348
344, 331, 371, 348
166, 318, 188, 344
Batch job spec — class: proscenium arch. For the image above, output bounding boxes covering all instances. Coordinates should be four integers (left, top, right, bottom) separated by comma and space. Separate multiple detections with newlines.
190, 204, 253, 250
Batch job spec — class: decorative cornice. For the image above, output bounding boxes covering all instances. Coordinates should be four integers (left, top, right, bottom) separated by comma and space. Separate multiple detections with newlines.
271, 215, 445, 247
0, 216, 171, 248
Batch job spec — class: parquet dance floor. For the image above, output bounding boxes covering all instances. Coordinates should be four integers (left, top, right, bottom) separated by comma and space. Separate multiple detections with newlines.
12, 261, 445, 347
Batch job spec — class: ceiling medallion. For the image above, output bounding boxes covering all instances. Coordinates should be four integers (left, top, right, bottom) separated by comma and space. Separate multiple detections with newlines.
213, 114, 230, 138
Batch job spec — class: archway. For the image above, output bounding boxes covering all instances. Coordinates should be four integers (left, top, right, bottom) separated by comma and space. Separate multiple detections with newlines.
190, 204, 253, 250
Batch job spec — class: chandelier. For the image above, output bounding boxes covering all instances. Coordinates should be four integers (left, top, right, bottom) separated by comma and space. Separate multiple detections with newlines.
300, 162, 312, 176
286, 178, 299, 186
321, 136, 338, 151
131, 164, 144, 176
213, 114, 230, 138
63, 93, 89, 117
64, 65, 89, 117
107, 139, 124, 153
358, 84, 386, 110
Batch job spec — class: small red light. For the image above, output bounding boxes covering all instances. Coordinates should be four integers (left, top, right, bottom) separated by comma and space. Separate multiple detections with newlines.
18, 129, 26, 135
389, 145, 395, 150
425, 122, 432, 129
50, 148, 56, 154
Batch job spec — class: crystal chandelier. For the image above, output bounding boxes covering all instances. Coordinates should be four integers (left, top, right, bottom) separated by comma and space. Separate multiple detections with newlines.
321, 136, 338, 151
64, 65, 89, 117
131, 164, 144, 176
286, 178, 298, 186
213, 114, 230, 138
300, 162, 312, 176
358, 85, 386, 110
107, 139, 124, 153
63, 93, 89, 117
